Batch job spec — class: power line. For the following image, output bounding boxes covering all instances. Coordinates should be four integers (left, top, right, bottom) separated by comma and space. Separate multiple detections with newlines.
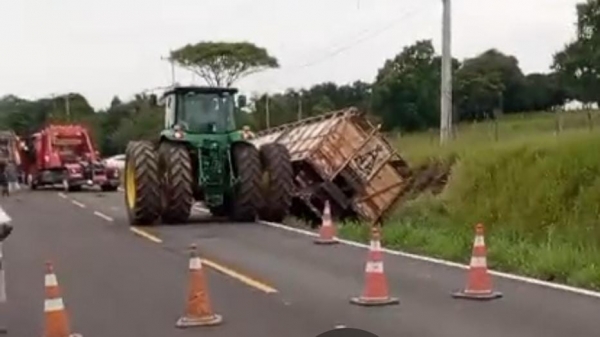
294, 5, 429, 70
254, 3, 432, 92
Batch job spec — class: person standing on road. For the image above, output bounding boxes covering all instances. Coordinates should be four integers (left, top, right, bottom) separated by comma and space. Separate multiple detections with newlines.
5, 161, 18, 195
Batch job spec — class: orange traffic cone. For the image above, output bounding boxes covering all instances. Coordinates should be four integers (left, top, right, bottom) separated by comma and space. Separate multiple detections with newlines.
176, 244, 223, 328
452, 223, 503, 300
350, 226, 399, 306
315, 201, 338, 245
43, 261, 82, 337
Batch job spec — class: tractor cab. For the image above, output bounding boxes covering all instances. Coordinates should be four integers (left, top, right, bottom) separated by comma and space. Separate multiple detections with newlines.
160, 86, 246, 137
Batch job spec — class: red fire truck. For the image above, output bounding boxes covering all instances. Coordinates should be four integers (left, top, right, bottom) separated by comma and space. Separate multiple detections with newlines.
21, 124, 120, 192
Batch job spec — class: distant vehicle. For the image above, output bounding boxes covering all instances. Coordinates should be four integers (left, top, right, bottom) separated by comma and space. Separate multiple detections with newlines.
21, 124, 120, 192
103, 154, 125, 171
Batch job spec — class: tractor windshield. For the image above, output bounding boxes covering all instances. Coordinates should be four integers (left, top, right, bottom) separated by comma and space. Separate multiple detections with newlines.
177, 92, 235, 133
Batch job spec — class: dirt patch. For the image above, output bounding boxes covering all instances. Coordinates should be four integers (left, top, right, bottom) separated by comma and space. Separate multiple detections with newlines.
385, 158, 453, 217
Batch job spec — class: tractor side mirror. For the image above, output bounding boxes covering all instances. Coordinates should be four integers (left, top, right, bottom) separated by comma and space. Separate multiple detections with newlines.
237, 95, 247, 108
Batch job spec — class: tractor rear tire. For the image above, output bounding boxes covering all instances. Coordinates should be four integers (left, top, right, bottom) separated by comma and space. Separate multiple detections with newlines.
230, 143, 263, 222
258, 143, 294, 222
158, 142, 193, 224
124, 141, 162, 226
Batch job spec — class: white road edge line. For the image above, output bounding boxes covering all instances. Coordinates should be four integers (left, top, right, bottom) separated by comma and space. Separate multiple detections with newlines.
193, 204, 600, 299
93, 211, 114, 222
71, 200, 86, 208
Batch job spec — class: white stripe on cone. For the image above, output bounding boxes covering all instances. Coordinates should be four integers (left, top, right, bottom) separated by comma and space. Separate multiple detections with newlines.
44, 298, 65, 312
45, 274, 58, 287
189, 257, 202, 270
365, 261, 384, 273
474, 235, 485, 247
370, 240, 381, 251
470, 256, 487, 268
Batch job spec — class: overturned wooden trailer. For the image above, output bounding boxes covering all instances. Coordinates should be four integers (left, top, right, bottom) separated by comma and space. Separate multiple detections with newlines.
250, 107, 412, 225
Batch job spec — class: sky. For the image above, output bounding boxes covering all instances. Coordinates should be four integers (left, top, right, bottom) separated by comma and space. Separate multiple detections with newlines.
0, 0, 582, 110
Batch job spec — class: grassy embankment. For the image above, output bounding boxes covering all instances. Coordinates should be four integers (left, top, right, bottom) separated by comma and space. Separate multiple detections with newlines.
338, 110, 600, 290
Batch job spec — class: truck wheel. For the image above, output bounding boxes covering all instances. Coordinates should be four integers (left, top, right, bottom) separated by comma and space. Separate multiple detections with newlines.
158, 142, 193, 224
230, 143, 263, 222
124, 141, 162, 226
62, 178, 81, 192
258, 143, 294, 222
27, 174, 37, 190
101, 185, 119, 192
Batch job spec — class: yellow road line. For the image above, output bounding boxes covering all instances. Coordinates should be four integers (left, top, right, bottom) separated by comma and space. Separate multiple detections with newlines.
201, 258, 278, 294
130, 225, 276, 294
130, 227, 163, 244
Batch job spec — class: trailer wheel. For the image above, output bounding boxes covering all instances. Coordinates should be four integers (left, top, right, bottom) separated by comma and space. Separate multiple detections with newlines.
258, 143, 294, 222
124, 141, 162, 226
230, 143, 263, 222
158, 142, 193, 224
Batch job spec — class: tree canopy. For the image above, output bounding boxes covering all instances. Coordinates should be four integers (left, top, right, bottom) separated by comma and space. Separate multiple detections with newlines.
170, 41, 279, 87
553, 0, 600, 105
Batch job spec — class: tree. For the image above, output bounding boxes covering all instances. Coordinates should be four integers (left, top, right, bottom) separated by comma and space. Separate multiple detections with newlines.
110, 96, 122, 108
552, 0, 600, 105
170, 41, 279, 87
521, 73, 569, 111
371, 40, 459, 131
455, 49, 526, 121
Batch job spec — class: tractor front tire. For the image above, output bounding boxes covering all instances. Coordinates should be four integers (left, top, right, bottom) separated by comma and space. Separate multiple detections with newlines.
158, 142, 193, 224
230, 143, 263, 222
124, 141, 162, 226
258, 143, 294, 222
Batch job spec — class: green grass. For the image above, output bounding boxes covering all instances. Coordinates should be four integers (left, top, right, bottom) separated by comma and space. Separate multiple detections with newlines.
339, 110, 600, 290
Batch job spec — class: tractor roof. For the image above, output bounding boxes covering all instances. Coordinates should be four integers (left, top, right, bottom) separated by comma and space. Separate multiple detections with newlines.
161, 86, 238, 99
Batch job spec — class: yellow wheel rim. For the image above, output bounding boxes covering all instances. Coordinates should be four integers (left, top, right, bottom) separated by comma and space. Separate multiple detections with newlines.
125, 161, 136, 209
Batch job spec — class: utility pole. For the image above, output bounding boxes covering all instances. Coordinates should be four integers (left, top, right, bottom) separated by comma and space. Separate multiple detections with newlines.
161, 52, 176, 85
64, 94, 71, 122
440, 0, 453, 144
265, 95, 271, 129
51, 94, 57, 119
298, 94, 303, 121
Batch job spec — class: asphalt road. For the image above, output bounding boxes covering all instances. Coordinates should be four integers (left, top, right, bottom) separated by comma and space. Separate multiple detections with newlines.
2, 188, 600, 336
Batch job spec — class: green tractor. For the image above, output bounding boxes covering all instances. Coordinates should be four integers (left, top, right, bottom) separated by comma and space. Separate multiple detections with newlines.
123, 86, 294, 226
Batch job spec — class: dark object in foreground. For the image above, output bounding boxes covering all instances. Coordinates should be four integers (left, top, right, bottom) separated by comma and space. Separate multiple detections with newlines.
0, 224, 12, 242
